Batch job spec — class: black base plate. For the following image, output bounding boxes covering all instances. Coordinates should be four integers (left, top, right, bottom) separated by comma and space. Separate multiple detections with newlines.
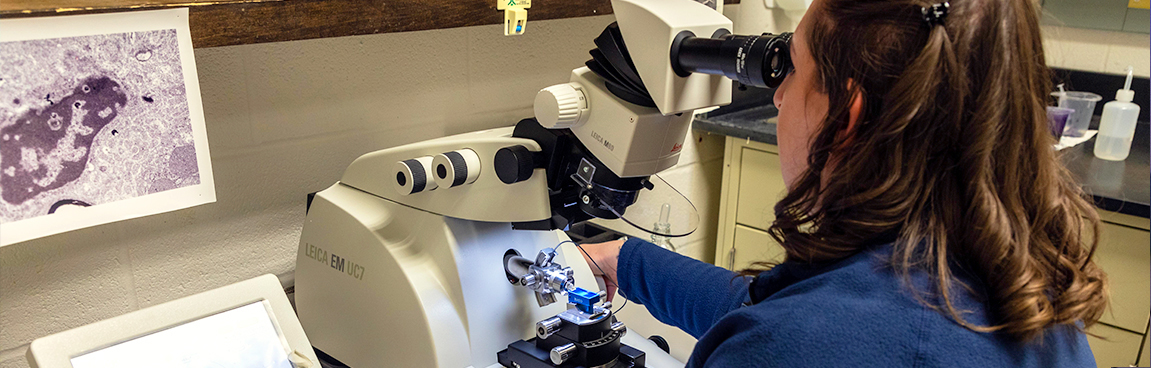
496, 339, 646, 368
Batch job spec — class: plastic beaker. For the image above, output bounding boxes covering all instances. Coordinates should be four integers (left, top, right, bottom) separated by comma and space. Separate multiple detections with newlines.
1051, 91, 1102, 138
1046, 106, 1073, 140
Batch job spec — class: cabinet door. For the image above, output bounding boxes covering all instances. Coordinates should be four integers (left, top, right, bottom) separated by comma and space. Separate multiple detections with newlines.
735, 147, 786, 232
731, 224, 786, 271
1140, 329, 1149, 366
1094, 221, 1151, 332
1087, 323, 1143, 368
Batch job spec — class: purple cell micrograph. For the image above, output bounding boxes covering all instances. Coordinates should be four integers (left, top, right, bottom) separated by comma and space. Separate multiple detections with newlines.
1, 76, 127, 204
1, 29, 199, 223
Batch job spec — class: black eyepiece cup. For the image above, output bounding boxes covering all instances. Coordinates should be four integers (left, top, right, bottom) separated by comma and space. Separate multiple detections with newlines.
671, 32, 793, 89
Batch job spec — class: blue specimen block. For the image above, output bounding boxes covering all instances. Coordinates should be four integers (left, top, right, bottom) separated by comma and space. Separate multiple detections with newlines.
568, 287, 600, 314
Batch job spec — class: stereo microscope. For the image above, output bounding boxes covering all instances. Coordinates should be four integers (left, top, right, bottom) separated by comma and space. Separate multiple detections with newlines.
293, 0, 792, 366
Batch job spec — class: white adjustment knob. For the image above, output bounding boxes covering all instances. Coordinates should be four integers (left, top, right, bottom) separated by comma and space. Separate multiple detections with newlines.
534, 83, 589, 129
431, 149, 482, 189
393, 156, 438, 196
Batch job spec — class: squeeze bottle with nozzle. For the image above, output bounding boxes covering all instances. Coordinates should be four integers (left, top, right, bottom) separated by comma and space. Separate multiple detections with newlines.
1094, 67, 1141, 161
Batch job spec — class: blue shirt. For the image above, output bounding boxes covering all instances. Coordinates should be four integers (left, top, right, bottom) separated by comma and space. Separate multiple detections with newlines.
616, 238, 1096, 367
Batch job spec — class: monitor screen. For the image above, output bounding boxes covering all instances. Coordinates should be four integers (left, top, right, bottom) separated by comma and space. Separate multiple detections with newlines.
69, 300, 292, 368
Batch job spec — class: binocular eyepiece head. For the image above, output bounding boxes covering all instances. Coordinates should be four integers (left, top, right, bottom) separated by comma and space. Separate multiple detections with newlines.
670, 31, 793, 89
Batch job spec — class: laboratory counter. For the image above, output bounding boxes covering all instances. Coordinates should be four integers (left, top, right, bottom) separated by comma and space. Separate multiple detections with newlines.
694, 107, 1151, 219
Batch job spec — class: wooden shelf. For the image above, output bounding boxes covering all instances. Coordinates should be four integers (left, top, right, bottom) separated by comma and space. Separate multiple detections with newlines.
1, 0, 739, 48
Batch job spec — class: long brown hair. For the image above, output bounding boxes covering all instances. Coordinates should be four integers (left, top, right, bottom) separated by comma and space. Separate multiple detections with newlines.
758, 0, 1107, 342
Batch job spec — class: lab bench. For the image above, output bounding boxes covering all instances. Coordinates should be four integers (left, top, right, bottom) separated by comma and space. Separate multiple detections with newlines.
695, 105, 1151, 368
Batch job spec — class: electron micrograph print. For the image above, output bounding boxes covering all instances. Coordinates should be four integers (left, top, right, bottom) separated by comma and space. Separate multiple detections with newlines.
0, 30, 198, 223
0, 9, 214, 246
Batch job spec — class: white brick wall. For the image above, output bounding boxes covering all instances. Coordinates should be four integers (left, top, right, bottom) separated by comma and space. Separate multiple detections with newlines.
1043, 25, 1151, 78
0, 16, 619, 366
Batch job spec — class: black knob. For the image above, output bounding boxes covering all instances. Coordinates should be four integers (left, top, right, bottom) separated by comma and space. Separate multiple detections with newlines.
495, 145, 535, 184
648, 335, 671, 353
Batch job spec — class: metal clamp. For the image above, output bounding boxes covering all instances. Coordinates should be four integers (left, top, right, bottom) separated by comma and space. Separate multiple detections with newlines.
505, 248, 575, 307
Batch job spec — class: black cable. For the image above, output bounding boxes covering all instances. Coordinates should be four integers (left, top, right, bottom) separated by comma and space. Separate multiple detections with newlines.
562, 240, 629, 314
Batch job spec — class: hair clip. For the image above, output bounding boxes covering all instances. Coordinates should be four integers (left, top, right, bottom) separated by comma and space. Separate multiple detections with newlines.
922, 2, 949, 26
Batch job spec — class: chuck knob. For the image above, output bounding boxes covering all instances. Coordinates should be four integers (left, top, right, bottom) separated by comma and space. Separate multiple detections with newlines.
536, 317, 562, 339
550, 343, 577, 365
534, 83, 589, 129
611, 321, 627, 337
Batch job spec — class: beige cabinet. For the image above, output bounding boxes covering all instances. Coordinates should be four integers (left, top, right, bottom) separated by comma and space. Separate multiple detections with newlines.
1141, 329, 1149, 366
1087, 322, 1145, 368
715, 137, 787, 270
713, 136, 1151, 365
1094, 212, 1151, 332
732, 224, 786, 270
1090, 211, 1151, 368
734, 147, 786, 231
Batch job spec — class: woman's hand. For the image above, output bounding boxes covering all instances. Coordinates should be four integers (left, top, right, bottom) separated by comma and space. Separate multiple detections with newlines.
579, 238, 626, 301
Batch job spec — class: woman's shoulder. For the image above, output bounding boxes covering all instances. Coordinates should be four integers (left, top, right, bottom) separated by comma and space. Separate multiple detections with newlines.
748, 243, 923, 308
691, 247, 940, 365
746, 244, 1006, 342
699, 301, 1094, 367
698, 244, 1096, 367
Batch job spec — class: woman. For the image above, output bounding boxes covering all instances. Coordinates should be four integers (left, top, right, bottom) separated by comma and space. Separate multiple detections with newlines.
580, 0, 1108, 365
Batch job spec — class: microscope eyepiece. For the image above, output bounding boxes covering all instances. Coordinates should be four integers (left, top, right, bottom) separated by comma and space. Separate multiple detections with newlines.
671, 31, 793, 89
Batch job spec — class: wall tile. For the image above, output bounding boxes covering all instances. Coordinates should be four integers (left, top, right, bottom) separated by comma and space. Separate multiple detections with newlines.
1042, 37, 1065, 68
202, 123, 454, 212
462, 17, 615, 122
236, 16, 616, 146
194, 46, 254, 153
733, 2, 803, 35
242, 29, 472, 145
123, 203, 300, 307
1043, 26, 1112, 72
1042, 25, 1151, 77
0, 226, 135, 350
1104, 31, 1151, 77
0, 353, 29, 368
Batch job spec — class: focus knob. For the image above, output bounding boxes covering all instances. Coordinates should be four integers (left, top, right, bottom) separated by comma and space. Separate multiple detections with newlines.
534, 83, 588, 129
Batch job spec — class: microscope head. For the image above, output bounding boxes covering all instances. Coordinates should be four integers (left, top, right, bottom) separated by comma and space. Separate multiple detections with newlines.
515, 0, 794, 235
611, 0, 734, 115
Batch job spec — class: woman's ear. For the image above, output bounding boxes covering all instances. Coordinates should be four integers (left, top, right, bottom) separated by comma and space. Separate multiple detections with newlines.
836, 79, 865, 148
846, 79, 865, 133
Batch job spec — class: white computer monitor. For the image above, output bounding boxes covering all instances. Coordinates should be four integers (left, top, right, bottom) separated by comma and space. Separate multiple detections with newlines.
27, 274, 318, 368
